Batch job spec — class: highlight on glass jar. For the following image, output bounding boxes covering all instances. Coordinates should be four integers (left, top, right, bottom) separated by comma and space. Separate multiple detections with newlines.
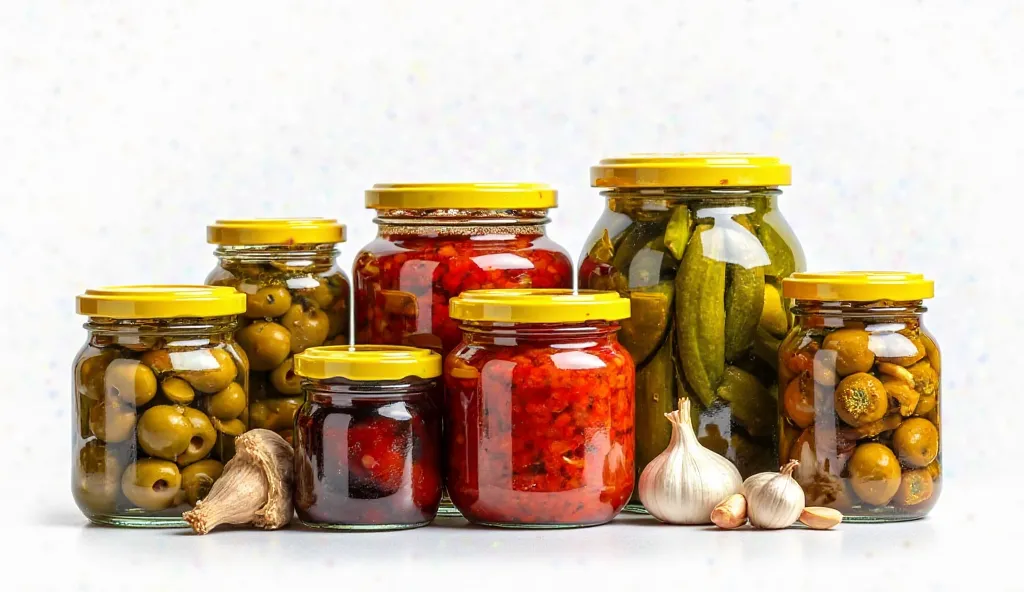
205, 218, 350, 444
779, 272, 940, 522
578, 154, 806, 511
353, 183, 573, 357
445, 289, 635, 528
73, 286, 248, 527
292, 345, 443, 531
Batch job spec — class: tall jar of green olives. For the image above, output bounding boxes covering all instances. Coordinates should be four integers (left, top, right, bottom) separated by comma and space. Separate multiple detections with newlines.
779, 272, 940, 522
578, 154, 805, 512
206, 219, 351, 444
73, 286, 249, 527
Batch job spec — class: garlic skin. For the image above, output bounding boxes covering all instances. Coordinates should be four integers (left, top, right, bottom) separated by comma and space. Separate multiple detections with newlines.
638, 398, 743, 525
742, 460, 805, 529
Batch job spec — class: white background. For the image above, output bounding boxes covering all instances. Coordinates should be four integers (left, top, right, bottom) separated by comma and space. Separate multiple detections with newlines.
0, 1, 1019, 590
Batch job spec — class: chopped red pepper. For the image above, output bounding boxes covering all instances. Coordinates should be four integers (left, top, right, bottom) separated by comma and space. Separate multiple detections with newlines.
444, 326, 635, 526
353, 233, 572, 356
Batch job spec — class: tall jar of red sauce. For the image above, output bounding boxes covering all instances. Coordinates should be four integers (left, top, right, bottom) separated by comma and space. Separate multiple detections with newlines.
353, 183, 573, 358
445, 290, 635, 528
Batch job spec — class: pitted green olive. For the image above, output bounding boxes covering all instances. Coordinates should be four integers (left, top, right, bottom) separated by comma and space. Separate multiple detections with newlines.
269, 357, 302, 395
140, 349, 173, 374
245, 284, 292, 319
176, 407, 217, 466
137, 405, 192, 461
236, 321, 291, 371
121, 459, 182, 511
104, 359, 158, 406
181, 459, 224, 505
74, 440, 123, 513
78, 351, 117, 400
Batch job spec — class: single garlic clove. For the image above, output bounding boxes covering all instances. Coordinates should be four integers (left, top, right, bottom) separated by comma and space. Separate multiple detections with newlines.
799, 506, 843, 530
711, 494, 747, 529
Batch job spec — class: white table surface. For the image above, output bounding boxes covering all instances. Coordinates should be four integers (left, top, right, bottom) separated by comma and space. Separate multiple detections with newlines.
16, 480, 1002, 592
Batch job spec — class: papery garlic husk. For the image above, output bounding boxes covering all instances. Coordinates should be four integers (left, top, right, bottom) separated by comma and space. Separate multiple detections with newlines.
742, 460, 805, 529
638, 398, 743, 525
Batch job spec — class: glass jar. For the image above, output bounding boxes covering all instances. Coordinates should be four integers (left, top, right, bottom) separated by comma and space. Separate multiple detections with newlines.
292, 346, 443, 530
578, 154, 806, 511
205, 219, 351, 443
779, 272, 941, 522
445, 290, 634, 528
73, 286, 248, 527
354, 183, 573, 357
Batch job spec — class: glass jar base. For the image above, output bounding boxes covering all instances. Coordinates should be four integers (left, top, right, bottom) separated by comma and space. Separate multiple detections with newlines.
298, 519, 430, 532
841, 513, 927, 524
435, 504, 463, 518
87, 514, 188, 528
623, 502, 649, 514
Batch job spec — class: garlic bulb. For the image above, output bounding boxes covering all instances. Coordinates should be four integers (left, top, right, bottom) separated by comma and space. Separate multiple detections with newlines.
638, 398, 743, 525
742, 460, 805, 529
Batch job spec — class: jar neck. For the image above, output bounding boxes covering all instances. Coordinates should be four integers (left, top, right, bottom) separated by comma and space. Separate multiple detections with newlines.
214, 243, 339, 268
602, 187, 781, 212
457, 320, 620, 345
792, 300, 926, 322
373, 208, 550, 237
302, 376, 438, 404
85, 316, 238, 339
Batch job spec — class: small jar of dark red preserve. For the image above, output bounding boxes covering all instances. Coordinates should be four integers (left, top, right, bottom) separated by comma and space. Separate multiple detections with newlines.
292, 346, 443, 531
445, 290, 635, 528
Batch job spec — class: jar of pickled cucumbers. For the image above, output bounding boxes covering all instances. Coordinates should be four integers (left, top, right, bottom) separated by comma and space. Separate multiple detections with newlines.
206, 219, 350, 443
445, 290, 635, 528
73, 286, 248, 527
292, 346, 443, 531
779, 272, 940, 522
354, 183, 573, 357
578, 154, 806, 511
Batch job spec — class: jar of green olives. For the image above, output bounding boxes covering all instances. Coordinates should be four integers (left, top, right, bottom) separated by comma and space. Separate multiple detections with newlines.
779, 272, 940, 522
205, 219, 351, 444
74, 286, 249, 527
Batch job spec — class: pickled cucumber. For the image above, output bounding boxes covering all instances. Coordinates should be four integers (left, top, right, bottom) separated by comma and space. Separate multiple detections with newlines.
723, 262, 766, 361
716, 365, 775, 439
619, 281, 674, 366
676, 224, 726, 407
663, 205, 693, 260
634, 333, 677, 483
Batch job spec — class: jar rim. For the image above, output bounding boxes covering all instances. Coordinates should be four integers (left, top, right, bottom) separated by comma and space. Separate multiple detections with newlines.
294, 345, 442, 381
207, 218, 346, 245
591, 153, 790, 188
449, 289, 630, 323
76, 285, 246, 319
783, 271, 934, 302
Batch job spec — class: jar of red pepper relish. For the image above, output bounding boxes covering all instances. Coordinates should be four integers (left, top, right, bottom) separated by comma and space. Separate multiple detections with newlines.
292, 346, 443, 531
445, 290, 635, 528
353, 183, 573, 357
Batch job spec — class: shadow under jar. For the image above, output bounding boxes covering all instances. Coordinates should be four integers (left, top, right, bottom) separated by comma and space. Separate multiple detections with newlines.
445, 290, 635, 528
205, 219, 351, 444
292, 346, 443, 531
578, 154, 806, 512
779, 272, 941, 522
73, 286, 248, 527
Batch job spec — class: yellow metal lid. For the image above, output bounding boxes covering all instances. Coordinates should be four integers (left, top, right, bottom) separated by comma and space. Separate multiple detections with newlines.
77, 285, 247, 319
449, 289, 630, 323
782, 272, 935, 302
591, 153, 791, 188
207, 218, 346, 245
365, 183, 558, 210
293, 345, 441, 381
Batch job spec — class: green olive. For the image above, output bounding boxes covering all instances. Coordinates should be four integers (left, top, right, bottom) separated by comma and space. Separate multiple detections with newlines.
245, 284, 292, 319
160, 377, 195, 404
249, 400, 270, 429
894, 468, 934, 508
73, 440, 122, 513
176, 408, 217, 466
121, 459, 182, 511
262, 397, 303, 432
181, 459, 224, 505
834, 372, 888, 427
821, 329, 875, 376
296, 279, 335, 309
269, 357, 303, 395
137, 405, 192, 461
78, 350, 116, 400
88, 398, 136, 443
893, 417, 939, 467
847, 443, 901, 506
104, 359, 158, 406
205, 382, 247, 420
281, 301, 329, 353
236, 321, 291, 371
178, 348, 238, 394
140, 349, 173, 374
909, 360, 939, 398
